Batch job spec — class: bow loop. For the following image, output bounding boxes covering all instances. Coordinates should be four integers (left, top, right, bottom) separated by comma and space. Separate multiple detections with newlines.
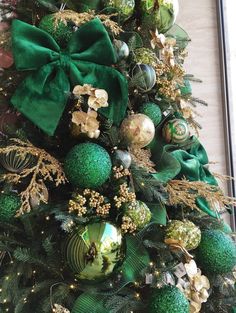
11, 18, 128, 135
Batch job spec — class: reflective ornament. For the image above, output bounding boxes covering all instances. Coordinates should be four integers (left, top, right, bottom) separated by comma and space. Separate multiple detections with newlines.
29, 180, 49, 209
133, 48, 157, 66
64, 222, 124, 281
180, 79, 192, 96
132, 64, 156, 92
139, 102, 162, 126
120, 114, 155, 148
148, 285, 190, 313
165, 220, 201, 251
162, 118, 189, 144
113, 149, 132, 169
64, 143, 112, 189
124, 200, 151, 230
113, 40, 130, 61
140, 0, 179, 34
196, 230, 236, 274
39, 13, 76, 47
0, 193, 21, 221
102, 0, 135, 19
0, 150, 34, 173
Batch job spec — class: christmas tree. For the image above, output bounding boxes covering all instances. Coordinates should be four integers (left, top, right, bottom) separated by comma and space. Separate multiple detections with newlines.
0, 1, 236, 312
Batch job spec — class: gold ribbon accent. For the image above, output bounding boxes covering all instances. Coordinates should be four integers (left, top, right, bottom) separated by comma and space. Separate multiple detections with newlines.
165, 238, 194, 261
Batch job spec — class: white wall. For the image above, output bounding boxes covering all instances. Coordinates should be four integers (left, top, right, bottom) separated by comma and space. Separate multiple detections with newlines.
177, 0, 231, 223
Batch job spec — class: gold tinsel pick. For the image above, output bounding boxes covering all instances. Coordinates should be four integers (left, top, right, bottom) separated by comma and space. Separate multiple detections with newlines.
166, 178, 236, 213
53, 10, 123, 35
130, 147, 156, 173
0, 139, 67, 216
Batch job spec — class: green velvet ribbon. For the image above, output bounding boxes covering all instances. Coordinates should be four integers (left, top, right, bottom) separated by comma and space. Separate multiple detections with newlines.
11, 19, 128, 136
151, 136, 219, 218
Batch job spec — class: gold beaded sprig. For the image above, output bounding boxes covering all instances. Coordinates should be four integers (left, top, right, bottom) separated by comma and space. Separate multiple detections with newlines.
121, 216, 137, 233
114, 183, 136, 209
68, 189, 111, 217
113, 165, 131, 179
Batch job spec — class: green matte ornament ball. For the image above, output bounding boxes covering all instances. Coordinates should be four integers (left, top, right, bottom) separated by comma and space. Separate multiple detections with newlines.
139, 102, 162, 126
165, 220, 201, 251
64, 143, 112, 189
124, 200, 151, 230
140, 0, 179, 34
64, 222, 124, 281
0, 193, 21, 221
102, 0, 135, 19
148, 285, 190, 313
162, 118, 190, 144
180, 79, 192, 96
196, 229, 236, 274
39, 14, 75, 47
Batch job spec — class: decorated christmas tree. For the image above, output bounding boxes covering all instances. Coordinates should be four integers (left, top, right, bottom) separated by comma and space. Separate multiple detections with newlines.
0, 1, 236, 312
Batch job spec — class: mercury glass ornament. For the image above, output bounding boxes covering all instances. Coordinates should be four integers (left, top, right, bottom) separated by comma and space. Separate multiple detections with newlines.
29, 180, 49, 209
113, 40, 130, 61
132, 64, 157, 92
140, 0, 179, 34
120, 114, 155, 148
113, 149, 132, 169
64, 222, 124, 281
0, 150, 35, 173
162, 118, 189, 144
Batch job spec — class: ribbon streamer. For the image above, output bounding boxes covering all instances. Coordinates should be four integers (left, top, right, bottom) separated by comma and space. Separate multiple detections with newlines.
11, 18, 128, 135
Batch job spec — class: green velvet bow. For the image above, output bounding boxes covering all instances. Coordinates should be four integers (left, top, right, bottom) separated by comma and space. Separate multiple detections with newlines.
11, 18, 128, 136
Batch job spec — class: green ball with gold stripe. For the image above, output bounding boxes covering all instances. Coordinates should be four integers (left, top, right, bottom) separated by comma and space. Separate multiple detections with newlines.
162, 118, 189, 144
64, 222, 124, 281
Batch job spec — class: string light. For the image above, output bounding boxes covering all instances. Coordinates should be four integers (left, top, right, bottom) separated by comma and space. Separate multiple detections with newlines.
3, 299, 7, 303
45, 216, 50, 221
17, 272, 21, 276
69, 284, 75, 290
5, 277, 9, 281
149, 262, 154, 267
135, 293, 140, 299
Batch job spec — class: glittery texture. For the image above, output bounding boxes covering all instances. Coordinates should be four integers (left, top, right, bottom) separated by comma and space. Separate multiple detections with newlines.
125, 200, 151, 230
64, 143, 112, 189
196, 230, 236, 274
165, 220, 201, 251
102, 0, 135, 19
139, 102, 162, 126
0, 193, 21, 221
148, 285, 190, 313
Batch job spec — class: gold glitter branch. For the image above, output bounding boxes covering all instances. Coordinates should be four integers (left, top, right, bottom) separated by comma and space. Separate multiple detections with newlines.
53, 10, 123, 35
166, 178, 236, 212
0, 139, 66, 216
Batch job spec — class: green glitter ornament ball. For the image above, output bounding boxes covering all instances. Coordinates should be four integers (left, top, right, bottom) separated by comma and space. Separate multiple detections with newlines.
0, 193, 21, 221
39, 14, 75, 47
64, 143, 112, 189
139, 102, 162, 126
165, 220, 201, 251
148, 285, 190, 313
134, 48, 157, 66
196, 229, 236, 274
124, 200, 152, 230
64, 222, 124, 281
140, 0, 179, 34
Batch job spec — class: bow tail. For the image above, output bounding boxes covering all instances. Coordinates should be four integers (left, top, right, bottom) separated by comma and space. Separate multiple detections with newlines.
11, 65, 70, 136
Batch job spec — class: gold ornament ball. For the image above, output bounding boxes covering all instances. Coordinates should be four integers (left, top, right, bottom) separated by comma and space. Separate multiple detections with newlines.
120, 114, 155, 148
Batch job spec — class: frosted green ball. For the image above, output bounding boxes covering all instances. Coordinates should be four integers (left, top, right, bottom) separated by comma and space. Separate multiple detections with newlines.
125, 200, 151, 230
0, 193, 21, 221
196, 229, 236, 274
165, 220, 201, 251
139, 102, 162, 126
64, 143, 112, 189
148, 285, 190, 313
39, 14, 74, 47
